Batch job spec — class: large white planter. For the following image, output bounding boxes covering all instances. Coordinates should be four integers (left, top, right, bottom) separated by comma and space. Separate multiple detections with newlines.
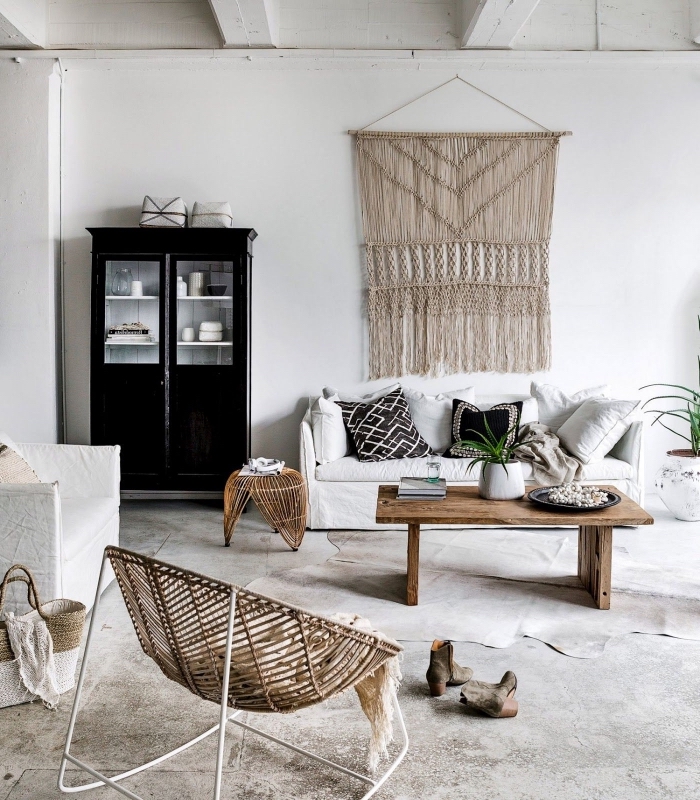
655, 450, 700, 521
478, 461, 525, 501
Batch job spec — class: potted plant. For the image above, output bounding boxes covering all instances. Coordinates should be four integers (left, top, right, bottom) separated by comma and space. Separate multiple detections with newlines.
458, 420, 526, 500
641, 371, 700, 521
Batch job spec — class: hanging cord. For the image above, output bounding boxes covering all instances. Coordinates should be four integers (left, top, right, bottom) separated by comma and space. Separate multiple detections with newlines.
348, 74, 571, 135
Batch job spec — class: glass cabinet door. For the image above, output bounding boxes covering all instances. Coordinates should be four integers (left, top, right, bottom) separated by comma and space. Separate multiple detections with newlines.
104, 260, 161, 364
174, 260, 234, 365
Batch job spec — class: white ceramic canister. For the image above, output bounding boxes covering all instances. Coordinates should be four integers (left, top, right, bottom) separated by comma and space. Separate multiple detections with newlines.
130, 280, 143, 297
176, 276, 188, 297
478, 461, 525, 501
655, 449, 700, 521
181, 327, 195, 342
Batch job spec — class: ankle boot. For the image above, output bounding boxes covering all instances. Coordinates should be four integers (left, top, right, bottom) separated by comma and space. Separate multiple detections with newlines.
426, 640, 473, 697
459, 671, 518, 718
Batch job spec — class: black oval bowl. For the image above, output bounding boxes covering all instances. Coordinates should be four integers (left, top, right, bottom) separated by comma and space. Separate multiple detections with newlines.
527, 487, 622, 512
207, 284, 227, 296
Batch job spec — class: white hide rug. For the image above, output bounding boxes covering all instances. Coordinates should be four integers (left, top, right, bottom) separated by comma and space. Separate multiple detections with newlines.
247, 496, 700, 658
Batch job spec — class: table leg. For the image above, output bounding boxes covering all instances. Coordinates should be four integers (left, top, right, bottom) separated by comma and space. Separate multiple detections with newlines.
578, 525, 613, 610
407, 523, 420, 606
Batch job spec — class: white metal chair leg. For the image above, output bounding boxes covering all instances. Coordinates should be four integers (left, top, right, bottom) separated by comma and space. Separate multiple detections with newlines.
226, 692, 409, 800
213, 590, 236, 800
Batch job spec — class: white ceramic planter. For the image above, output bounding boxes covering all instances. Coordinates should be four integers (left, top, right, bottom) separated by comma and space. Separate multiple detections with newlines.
655, 449, 700, 521
478, 461, 525, 501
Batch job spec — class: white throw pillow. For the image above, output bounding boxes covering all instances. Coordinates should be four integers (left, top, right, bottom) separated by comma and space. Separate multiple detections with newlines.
530, 382, 610, 432
475, 396, 539, 428
311, 396, 350, 464
0, 431, 19, 451
402, 386, 475, 452
557, 397, 641, 464
322, 383, 400, 403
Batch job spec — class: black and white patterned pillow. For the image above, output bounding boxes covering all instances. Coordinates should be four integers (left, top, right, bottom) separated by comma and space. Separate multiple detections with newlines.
337, 388, 431, 463
444, 401, 522, 458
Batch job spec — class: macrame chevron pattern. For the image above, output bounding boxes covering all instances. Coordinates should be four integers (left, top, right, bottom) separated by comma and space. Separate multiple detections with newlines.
355, 130, 564, 377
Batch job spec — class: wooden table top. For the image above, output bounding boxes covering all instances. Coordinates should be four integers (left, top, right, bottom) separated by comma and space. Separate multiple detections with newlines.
375, 485, 654, 527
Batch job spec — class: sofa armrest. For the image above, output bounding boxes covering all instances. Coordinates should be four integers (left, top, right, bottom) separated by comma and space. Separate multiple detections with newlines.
15, 444, 121, 500
0, 482, 63, 608
608, 420, 644, 504
300, 410, 317, 486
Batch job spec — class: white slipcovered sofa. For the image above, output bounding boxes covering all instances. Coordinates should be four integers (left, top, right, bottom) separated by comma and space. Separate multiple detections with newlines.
300, 393, 644, 530
0, 434, 120, 610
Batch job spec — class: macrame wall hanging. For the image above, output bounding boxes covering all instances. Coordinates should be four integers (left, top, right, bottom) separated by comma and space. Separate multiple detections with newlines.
351, 76, 570, 379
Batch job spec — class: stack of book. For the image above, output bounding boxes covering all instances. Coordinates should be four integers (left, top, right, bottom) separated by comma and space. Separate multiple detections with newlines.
106, 322, 154, 343
397, 477, 447, 500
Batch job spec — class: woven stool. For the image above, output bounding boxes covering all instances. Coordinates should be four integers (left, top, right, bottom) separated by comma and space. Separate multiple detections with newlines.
224, 468, 308, 550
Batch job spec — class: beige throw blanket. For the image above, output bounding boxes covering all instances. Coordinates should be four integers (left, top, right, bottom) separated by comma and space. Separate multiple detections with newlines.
516, 422, 582, 485
330, 613, 402, 772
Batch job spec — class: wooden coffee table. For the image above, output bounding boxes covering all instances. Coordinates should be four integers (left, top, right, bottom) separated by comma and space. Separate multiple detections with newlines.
375, 485, 653, 609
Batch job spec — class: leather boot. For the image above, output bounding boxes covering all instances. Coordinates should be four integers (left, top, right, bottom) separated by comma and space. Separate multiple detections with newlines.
426, 640, 473, 697
459, 671, 518, 718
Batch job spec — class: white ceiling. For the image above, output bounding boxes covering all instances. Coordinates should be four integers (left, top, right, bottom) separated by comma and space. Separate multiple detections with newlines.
0, 0, 698, 51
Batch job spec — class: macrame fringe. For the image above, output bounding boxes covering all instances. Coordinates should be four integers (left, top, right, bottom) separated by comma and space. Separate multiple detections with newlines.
369, 305, 551, 379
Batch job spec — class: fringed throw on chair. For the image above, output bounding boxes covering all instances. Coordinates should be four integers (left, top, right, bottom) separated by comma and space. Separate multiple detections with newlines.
355, 130, 564, 377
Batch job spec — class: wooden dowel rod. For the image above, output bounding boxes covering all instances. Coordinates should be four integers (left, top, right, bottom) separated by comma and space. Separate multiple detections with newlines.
347, 130, 573, 135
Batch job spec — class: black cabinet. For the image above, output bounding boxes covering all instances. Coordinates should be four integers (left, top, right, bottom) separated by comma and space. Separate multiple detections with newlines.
89, 227, 255, 494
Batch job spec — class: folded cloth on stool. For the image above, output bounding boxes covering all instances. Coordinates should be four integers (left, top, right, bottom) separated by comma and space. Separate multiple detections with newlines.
240, 458, 285, 476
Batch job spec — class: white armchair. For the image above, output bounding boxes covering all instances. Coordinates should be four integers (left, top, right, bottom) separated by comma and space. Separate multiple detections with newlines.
0, 437, 120, 610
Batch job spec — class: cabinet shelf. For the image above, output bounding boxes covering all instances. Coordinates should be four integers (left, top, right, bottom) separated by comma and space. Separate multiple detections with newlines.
177, 342, 233, 346
106, 295, 159, 300
105, 341, 158, 346
177, 296, 233, 301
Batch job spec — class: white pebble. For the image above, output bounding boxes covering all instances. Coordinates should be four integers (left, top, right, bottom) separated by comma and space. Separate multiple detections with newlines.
547, 483, 609, 507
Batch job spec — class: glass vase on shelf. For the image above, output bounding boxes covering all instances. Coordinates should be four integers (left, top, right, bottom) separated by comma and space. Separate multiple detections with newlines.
111, 268, 133, 296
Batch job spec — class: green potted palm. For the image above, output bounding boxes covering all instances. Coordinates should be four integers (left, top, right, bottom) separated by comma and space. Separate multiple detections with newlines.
457, 419, 527, 500
641, 377, 700, 521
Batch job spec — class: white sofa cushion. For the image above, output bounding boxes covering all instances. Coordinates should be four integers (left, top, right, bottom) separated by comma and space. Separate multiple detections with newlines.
311, 397, 350, 464
315, 454, 632, 483
402, 386, 475, 452
475, 395, 539, 427
558, 398, 641, 465
62, 497, 120, 562
322, 383, 400, 403
530, 382, 610, 431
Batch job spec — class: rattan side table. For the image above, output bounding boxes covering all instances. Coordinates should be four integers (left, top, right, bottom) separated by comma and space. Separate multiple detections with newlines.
223, 467, 308, 550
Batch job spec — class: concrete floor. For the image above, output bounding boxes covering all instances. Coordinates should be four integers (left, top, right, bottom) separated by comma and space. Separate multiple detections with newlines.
2, 501, 700, 800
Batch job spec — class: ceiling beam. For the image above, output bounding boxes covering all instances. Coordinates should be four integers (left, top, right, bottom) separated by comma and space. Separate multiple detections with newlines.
461, 0, 541, 49
206, 0, 279, 48
0, 0, 46, 48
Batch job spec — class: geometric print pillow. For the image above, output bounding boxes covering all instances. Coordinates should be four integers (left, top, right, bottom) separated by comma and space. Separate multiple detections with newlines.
337, 388, 431, 462
444, 401, 522, 459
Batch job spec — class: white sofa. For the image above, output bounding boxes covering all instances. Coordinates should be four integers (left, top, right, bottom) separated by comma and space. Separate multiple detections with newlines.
300, 394, 644, 530
0, 437, 120, 610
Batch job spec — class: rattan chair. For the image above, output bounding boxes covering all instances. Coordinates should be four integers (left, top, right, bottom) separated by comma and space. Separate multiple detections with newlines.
58, 546, 407, 800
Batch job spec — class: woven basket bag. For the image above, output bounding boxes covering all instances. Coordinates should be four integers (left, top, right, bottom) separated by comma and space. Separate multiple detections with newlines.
0, 565, 86, 709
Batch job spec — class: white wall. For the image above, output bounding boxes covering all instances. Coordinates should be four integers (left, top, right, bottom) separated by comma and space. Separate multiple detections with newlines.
0, 58, 60, 443
56, 57, 700, 488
